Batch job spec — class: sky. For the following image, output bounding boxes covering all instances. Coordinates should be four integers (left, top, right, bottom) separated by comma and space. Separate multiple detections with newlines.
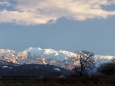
0, 0, 115, 55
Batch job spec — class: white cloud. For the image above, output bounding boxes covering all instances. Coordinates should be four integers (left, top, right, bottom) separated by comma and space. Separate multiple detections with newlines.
0, 1, 11, 6
0, 0, 115, 25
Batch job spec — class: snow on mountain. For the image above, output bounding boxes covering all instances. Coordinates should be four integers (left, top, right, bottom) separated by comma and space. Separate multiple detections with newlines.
21, 47, 78, 69
93, 55, 114, 67
0, 49, 18, 63
0, 47, 114, 70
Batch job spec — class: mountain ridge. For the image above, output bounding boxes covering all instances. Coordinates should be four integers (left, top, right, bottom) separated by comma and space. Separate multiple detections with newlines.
0, 47, 114, 70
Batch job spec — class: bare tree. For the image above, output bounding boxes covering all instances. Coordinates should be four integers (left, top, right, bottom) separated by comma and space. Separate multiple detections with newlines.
112, 58, 115, 63
73, 50, 95, 76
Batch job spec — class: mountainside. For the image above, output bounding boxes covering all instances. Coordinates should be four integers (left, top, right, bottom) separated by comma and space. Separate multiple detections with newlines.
0, 64, 71, 78
0, 47, 114, 71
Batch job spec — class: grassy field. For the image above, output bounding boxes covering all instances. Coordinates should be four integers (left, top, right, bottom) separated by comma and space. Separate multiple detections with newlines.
0, 74, 114, 86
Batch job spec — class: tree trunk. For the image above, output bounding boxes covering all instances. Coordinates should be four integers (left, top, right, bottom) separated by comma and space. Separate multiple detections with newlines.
80, 64, 83, 76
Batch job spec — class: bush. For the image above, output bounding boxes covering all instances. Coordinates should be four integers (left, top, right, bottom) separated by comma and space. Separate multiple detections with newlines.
98, 62, 115, 75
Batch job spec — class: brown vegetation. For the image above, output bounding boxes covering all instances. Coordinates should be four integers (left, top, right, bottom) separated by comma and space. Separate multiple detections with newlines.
0, 74, 114, 86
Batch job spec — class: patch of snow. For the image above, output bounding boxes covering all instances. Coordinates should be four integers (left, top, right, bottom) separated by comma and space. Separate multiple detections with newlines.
54, 68, 61, 71
2, 66, 8, 69
9, 67, 12, 69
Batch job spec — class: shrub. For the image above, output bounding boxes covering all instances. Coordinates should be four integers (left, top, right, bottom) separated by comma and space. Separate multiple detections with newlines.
98, 62, 115, 75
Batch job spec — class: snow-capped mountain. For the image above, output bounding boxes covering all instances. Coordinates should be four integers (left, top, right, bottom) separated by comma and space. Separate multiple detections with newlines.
0, 47, 114, 70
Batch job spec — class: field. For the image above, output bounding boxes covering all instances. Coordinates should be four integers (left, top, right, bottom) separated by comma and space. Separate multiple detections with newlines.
0, 74, 114, 86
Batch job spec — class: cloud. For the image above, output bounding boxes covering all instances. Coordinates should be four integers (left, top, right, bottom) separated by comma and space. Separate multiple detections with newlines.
0, 1, 11, 6
0, 0, 115, 25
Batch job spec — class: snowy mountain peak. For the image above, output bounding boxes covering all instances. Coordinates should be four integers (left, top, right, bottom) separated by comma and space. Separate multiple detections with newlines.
23, 47, 78, 59
0, 47, 114, 70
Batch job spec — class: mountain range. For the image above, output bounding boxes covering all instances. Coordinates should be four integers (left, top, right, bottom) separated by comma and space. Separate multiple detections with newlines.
0, 47, 114, 70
